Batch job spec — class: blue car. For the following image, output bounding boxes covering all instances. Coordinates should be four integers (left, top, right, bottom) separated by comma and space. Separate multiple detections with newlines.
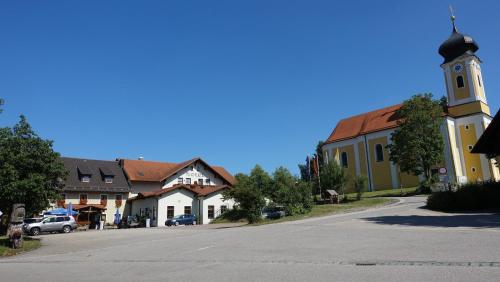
165, 214, 196, 226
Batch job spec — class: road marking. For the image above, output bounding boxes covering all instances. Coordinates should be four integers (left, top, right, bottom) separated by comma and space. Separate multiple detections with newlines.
196, 245, 214, 251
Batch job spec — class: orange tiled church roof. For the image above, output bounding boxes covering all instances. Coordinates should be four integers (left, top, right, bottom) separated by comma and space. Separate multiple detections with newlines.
325, 104, 402, 144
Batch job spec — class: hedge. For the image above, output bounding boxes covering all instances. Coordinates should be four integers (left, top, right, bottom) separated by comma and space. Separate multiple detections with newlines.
427, 181, 500, 211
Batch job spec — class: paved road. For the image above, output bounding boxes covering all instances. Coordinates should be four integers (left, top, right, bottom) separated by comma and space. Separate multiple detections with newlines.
2, 196, 500, 281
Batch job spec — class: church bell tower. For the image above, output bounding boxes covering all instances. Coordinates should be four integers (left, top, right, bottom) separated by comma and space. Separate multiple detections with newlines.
439, 14, 490, 117
438, 11, 499, 183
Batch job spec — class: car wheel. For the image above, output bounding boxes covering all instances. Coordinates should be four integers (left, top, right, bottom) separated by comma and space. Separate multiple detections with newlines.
30, 227, 40, 236
175, 222, 179, 226
62, 225, 71, 233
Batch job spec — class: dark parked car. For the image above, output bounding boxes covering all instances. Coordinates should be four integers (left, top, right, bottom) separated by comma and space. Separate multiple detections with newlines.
262, 206, 286, 219
165, 214, 196, 226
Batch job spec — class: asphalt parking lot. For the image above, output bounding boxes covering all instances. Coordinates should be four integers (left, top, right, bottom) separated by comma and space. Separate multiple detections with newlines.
2, 196, 500, 282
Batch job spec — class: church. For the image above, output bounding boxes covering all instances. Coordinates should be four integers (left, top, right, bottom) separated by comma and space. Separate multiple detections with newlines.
322, 18, 500, 191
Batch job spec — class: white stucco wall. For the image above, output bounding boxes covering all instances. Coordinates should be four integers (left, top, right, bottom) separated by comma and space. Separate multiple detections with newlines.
163, 163, 224, 188
200, 191, 235, 224
157, 189, 199, 226
62, 192, 127, 225
129, 181, 163, 197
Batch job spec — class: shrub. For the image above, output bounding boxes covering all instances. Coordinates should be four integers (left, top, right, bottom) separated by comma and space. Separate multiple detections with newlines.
427, 181, 500, 211
353, 175, 368, 201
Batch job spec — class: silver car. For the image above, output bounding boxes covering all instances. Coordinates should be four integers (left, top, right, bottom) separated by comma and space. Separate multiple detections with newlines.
23, 216, 78, 236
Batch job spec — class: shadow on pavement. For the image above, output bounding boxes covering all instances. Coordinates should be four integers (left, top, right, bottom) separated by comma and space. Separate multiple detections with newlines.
363, 213, 500, 228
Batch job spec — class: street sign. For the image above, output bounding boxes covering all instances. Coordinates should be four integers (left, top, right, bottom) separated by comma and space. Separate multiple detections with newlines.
439, 167, 447, 174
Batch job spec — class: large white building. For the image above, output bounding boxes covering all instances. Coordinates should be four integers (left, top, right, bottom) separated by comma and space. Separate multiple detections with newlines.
121, 158, 236, 226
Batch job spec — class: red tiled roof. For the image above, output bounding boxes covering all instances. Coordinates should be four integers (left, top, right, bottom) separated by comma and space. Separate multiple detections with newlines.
121, 157, 236, 186
325, 104, 402, 144
121, 159, 178, 182
128, 184, 231, 201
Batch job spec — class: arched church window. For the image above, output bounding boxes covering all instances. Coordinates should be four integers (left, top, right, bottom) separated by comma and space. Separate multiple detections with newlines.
341, 152, 348, 168
375, 144, 384, 162
456, 75, 465, 88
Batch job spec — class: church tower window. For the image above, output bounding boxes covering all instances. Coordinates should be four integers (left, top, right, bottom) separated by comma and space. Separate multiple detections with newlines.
456, 75, 464, 88
477, 75, 482, 87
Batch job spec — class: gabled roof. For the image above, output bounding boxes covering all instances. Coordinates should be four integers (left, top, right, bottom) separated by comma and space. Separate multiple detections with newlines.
325, 104, 402, 144
120, 158, 236, 185
128, 184, 231, 201
472, 110, 500, 155
60, 157, 131, 193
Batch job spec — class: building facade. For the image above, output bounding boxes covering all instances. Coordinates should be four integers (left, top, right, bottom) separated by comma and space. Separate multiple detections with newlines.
122, 158, 236, 226
58, 157, 130, 227
322, 20, 500, 191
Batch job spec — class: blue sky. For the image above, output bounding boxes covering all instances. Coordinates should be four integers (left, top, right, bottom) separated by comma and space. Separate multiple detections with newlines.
1, 1, 499, 175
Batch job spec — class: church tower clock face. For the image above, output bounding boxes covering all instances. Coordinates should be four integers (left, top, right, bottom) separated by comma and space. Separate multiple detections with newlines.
453, 63, 463, 73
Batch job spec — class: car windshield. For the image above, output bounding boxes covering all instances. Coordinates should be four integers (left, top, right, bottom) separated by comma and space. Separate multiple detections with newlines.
173, 215, 183, 219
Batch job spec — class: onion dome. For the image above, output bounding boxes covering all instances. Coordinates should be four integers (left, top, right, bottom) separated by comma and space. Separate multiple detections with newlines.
438, 19, 479, 64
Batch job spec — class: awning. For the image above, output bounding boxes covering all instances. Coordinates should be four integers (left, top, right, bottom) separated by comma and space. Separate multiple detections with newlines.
64, 203, 107, 211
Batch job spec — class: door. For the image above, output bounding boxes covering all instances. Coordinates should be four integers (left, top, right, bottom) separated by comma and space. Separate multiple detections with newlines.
42, 217, 58, 231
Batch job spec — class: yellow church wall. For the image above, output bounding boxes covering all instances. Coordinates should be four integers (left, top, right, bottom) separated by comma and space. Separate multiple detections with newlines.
459, 123, 484, 182
399, 170, 420, 188
358, 141, 367, 176
338, 145, 356, 192
368, 137, 393, 190
450, 60, 471, 101
469, 64, 486, 100
448, 101, 490, 117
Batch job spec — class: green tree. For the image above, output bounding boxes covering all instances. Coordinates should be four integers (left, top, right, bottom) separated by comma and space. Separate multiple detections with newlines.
320, 161, 348, 196
249, 165, 272, 198
0, 115, 67, 223
223, 173, 266, 223
387, 94, 444, 184
272, 167, 312, 215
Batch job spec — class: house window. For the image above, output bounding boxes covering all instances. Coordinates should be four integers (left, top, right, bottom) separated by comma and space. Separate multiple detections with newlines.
115, 194, 122, 207
81, 176, 90, 183
208, 205, 215, 219
220, 205, 227, 214
105, 177, 113, 184
167, 206, 174, 219
100, 195, 108, 206
341, 152, 348, 168
375, 144, 384, 162
79, 194, 88, 205
205, 179, 211, 185
184, 206, 192, 215
456, 75, 464, 88
185, 178, 191, 185
198, 179, 203, 186
178, 177, 183, 184
478, 75, 482, 87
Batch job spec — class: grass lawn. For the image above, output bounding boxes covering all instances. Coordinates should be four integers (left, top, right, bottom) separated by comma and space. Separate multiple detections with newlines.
346, 187, 419, 199
252, 197, 396, 225
0, 236, 41, 257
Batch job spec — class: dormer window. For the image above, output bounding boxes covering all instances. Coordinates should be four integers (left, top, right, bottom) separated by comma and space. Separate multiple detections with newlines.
81, 176, 90, 183
205, 179, 211, 186
105, 176, 114, 184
